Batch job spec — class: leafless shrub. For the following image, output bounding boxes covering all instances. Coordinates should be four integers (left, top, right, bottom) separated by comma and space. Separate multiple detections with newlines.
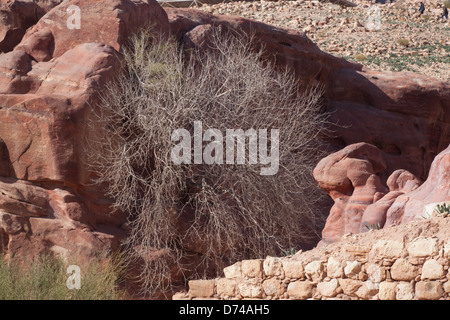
89, 28, 328, 297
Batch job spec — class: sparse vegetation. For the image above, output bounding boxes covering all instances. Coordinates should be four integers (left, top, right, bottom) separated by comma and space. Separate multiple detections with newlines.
354, 53, 367, 62
285, 248, 297, 256
342, 42, 450, 72
90, 28, 328, 296
197, 0, 450, 81
0, 253, 125, 300
317, 30, 328, 39
434, 203, 450, 218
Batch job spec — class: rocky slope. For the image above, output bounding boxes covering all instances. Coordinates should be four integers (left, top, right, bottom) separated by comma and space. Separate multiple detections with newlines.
196, 0, 450, 82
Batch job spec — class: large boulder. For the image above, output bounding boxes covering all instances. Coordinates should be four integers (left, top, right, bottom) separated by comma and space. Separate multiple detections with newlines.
0, 0, 66, 53
360, 169, 422, 231
0, 0, 46, 53
15, 0, 170, 62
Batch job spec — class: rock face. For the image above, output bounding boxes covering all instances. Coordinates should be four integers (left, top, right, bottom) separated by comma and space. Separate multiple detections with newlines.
315, 143, 450, 245
0, 0, 169, 262
15, 0, 170, 62
0, 176, 119, 260
361, 169, 422, 232
0, 1, 67, 53
385, 143, 450, 226
313, 143, 389, 244
0, 1, 45, 53
327, 68, 450, 182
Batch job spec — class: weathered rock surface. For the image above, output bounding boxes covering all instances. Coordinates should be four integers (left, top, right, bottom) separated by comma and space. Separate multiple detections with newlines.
15, 0, 170, 62
360, 169, 422, 232
0, 0, 46, 53
385, 143, 450, 226
315, 143, 450, 245
0, 1, 68, 53
313, 143, 388, 244
166, 8, 450, 183
0, 0, 169, 263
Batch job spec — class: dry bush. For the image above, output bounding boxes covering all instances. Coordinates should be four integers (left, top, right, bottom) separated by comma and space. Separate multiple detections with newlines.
397, 38, 409, 47
354, 53, 367, 62
89, 28, 328, 296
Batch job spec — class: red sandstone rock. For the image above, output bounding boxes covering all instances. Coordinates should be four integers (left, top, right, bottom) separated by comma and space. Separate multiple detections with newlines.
16, 0, 169, 62
0, 0, 170, 264
360, 169, 421, 232
385, 144, 450, 226
313, 143, 388, 245
0, 0, 47, 53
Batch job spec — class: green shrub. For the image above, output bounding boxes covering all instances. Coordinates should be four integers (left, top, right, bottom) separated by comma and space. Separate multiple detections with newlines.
285, 248, 297, 256
365, 223, 381, 231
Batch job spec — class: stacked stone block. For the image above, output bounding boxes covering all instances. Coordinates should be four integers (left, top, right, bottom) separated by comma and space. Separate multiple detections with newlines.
174, 236, 450, 300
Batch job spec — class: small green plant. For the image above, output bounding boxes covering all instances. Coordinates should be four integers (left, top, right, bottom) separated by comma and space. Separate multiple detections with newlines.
397, 38, 409, 47
285, 248, 297, 256
422, 211, 432, 219
434, 203, 450, 218
354, 53, 367, 62
422, 14, 431, 21
444, 0, 450, 9
365, 223, 381, 231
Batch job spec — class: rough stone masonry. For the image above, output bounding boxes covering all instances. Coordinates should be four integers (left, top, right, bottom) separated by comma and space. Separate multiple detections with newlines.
175, 216, 450, 300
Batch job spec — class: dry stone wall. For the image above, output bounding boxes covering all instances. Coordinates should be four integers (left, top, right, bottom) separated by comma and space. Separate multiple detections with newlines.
174, 217, 450, 300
